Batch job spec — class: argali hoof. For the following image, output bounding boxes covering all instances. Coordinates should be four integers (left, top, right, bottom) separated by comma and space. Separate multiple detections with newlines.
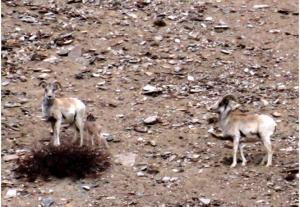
266, 163, 272, 167
230, 163, 237, 168
241, 162, 247, 167
53, 141, 60, 146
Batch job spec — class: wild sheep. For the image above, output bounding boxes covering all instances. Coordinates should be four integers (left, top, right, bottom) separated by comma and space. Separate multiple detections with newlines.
39, 80, 86, 146
84, 113, 108, 149
210, 94, 277, 168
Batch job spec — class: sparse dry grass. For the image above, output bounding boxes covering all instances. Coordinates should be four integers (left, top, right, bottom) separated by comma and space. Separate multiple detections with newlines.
15, 143, 110, 181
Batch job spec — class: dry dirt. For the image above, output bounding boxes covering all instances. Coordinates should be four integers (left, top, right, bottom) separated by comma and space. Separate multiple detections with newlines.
1, 0, 299, 206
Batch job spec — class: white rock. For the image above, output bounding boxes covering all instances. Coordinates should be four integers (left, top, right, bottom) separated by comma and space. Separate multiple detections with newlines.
205, 16, 213, 21
143, 115, 158, 124
5, 189, 17, 198
154, 35, 163, 42
143, 85, 157, 92
199, 197, 211, 205
82, 185, 91, 191
137, 172, 146, 177
115, 153, 137, 167
272, 112, 282, 117
187, 75, 195, 82
253, 5, 269, 9
43, 56, 59, 64
162, 176, 171, 182
38, 73, 50, 80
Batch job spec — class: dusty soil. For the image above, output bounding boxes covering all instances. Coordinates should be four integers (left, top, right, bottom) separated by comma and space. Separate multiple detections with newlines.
1, 0, 299, 206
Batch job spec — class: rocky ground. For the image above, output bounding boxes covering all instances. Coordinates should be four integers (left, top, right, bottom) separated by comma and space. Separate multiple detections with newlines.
1, 0, 299, 206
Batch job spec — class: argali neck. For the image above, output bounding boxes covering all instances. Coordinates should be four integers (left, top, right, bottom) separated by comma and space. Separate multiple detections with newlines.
218, 106, 232, 130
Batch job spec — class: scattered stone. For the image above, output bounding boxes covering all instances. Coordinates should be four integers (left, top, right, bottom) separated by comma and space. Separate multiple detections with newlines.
2, 80, 10, 86
38, 73, 50, 80
214, 24, 230, 32
134, 126, 148, 133
101, 133, 113, 142
57, 48, 69, 56
4, 102, 22, 108
20, 16, 38, 23
253, 5, 270, 9
162, 176, 171, 183
43, 56, 60, 64
3, 154, 19, 162
221, 49, 232, 55
137, 171, 146, 177
81, 185, 91, 191
5, 189, 17, 198
187, 75, 195, 82
115, 153, 137, 167
147, 140, 157, 147
199, 197, 211, 205
41, 197, 54, 207
272, 112, 282, 117
68, 46, 82, 59
143, 115, 159, 125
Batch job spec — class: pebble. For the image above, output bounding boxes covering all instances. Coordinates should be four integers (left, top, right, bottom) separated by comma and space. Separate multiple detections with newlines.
5, 189, 17, 198
38, 73, 50, 80
3, 154, 19, 162
81, 185, 91, 191
272, 112, 282, 117
41, 197, 54, 207
115, 153, 137, 167
187, 75, 195, 82
137, 172, 146, 177
57, 48, 69, 56
143, 115, 158, 125
199, 197, 211, 205
148, 140, 157, 146
162, 176, 171, 183
43, 56, 60, 64
253, 5, 269, 9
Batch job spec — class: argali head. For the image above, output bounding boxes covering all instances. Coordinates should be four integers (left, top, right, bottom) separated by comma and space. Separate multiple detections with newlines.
39, 81, 62, 100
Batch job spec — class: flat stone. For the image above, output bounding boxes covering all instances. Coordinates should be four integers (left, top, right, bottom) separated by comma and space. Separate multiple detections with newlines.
5, 189, 17, 198
41, 197, 54, 207
3, 154, 19, 162
143, 115, 158, 125
115, 153, 137, 167
199, 197, 211, 205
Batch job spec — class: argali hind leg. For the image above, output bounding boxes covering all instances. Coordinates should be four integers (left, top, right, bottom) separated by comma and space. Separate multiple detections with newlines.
239, 144, 247, 166
75, 111, 85, 147
230, 134, 240, 168
262, 135, 273, 167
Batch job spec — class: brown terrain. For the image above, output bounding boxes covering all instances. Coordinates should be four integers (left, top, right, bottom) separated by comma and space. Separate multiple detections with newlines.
1, 0, 299, 206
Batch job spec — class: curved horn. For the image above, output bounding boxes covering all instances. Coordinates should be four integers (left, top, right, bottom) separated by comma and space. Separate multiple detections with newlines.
218, 94, 237, 107
53, 81, 62, 91
39, 80, 47, 88
221, 94, 237, 102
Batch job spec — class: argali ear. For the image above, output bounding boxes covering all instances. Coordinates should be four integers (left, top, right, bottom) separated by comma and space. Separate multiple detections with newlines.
39, 81, 47, 89
52, 81, 62, 91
